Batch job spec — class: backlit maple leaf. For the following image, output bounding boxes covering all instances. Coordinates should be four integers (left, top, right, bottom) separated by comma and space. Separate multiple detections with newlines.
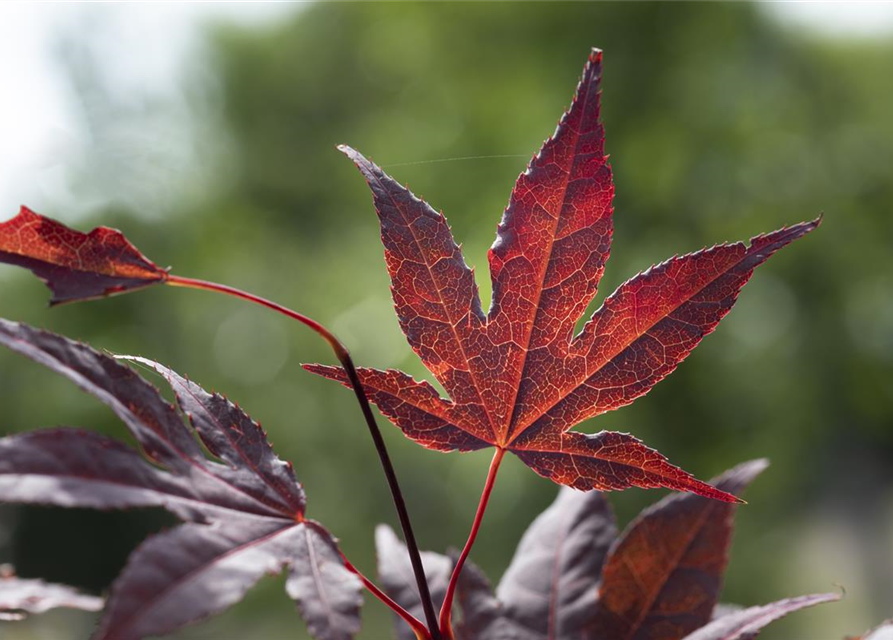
306, 49, 819, 502
0, 206, 168, 304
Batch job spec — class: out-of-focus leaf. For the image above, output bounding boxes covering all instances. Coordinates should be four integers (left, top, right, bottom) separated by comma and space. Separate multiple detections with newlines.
0, 320, 362, 640
454, 486, 614, 639
681, 593, 840, 640
586, 459, 768, 640
0, 571, 103, 621
450, 460, 832, 640
375, 525, 453, 640
851, 620, 893, 640
496, 487, 616, 637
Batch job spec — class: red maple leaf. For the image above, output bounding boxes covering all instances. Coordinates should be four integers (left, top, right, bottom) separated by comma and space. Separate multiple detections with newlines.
305, 49, 819, 502
0, 205, 169, 304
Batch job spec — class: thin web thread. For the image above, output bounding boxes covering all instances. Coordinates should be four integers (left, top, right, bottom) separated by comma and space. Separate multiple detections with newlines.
381, 154, 528, 168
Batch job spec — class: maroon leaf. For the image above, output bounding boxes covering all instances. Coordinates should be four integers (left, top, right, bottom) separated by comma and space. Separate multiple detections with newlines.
0, 319, 362, 640
681, 593, 840, 640
306, 49, 819, 502
456, 561, 539, 640
586, 459, 768, 640
375, 525, 454, 640
0, 206, 168, 305
452, 487, 615, 640
0, 570, 103, 621
497, 487, 616, 637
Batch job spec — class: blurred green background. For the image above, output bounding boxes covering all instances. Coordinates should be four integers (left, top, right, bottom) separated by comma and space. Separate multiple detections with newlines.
1, 3, 892, 639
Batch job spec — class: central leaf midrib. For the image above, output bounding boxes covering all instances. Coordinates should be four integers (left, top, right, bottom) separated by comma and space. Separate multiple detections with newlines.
500, 68, 597, 446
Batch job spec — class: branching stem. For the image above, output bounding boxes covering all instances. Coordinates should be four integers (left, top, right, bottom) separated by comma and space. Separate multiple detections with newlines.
438, 447, 505, 639
166, 275, 442, 639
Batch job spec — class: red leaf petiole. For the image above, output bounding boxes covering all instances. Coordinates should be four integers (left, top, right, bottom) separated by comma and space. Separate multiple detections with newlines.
439, 447, 505, 638
339, 554, 431, 640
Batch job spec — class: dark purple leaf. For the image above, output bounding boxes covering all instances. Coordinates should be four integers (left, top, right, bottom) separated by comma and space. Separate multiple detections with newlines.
453, 487, 616, 640
0, 319, 361, 640
375, 524, 453, 640
681, 593, 840, 640
456, 560, 539, 640
497, 487, 616, 637
98, 520, 359, 640
0, 571, 103, 621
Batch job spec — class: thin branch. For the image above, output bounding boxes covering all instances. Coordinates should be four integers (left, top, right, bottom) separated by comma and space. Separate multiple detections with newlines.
439, 447, 505, 639
166, 275, 441, 639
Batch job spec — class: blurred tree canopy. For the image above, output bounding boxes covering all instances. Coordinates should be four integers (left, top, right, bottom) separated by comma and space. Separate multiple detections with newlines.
2, 3, 892, 639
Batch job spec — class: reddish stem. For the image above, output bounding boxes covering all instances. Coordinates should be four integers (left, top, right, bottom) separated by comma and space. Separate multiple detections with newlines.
166, 274, 441, 639
341, 554, 431, 640
439, 447, 505, 638
166, 275, 341, 349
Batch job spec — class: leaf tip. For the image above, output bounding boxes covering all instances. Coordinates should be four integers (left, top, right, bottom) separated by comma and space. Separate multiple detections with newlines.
714, 458, 770, 499
337, 144, 362, 164
697, 483, 744, 504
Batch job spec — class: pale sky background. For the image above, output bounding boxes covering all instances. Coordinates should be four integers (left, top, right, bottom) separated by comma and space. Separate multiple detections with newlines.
0, 1, 891, 220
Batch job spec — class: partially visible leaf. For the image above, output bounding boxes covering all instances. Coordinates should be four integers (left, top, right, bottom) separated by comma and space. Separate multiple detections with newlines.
456, 560, 538, 640
308, 49, 819, 503
711, 604, 746, 621
681, 593, 840, 640
586, 459, 768, 640
859, 621, 893, 640
849, 620, 893, 640
0, 320, 362, 640
0, 571, 103, 621
0, 206, 167, 305
453, 486, 615, 640
375, 525, 454, 640
496, 487, 616, 637
452, 460, 835, 640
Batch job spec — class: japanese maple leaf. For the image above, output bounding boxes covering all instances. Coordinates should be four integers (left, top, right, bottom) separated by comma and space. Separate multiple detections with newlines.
0, 319, 362, 640
305, 48, 819, 501
0, 205, 168, 304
